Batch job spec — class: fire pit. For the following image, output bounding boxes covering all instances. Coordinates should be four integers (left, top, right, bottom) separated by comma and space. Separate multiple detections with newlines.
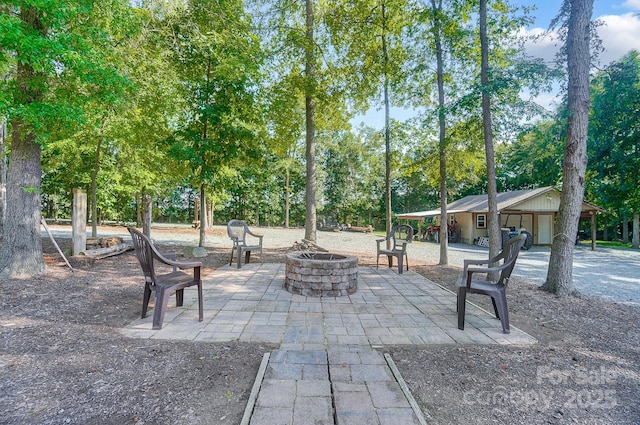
284, 252, 358, 297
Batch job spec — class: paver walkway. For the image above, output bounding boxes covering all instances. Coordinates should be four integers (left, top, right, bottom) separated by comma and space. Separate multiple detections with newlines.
122, 263, 536, 424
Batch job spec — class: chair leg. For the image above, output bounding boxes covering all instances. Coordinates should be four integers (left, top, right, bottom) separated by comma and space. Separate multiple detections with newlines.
194, 267, 203, 322
229, 247, 235, 266
376, 253, 380, 269
197, 281, 203, 322
237, 247, 243, 269
397, 255, 403, 274
404, 252, 409, 271
176, 288, 184, 307
141, 283, 152, 319
493, 295, 510, 334
245, 251, 251, 264
152, 286, 172, 330
457, 287, 467, 330
491, 298, 500, 319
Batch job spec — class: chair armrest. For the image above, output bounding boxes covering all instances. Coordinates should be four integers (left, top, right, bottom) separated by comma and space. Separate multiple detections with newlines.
149, 242, 202, 270
463, 258, 490, 267
464, 262, 512, 287
163, 252, 178, 272
246, 232, 263, 246
156, 253, 202, 270
398, 240, 410, 252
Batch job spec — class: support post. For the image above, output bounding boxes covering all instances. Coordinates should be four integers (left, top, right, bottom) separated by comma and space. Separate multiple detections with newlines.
591, 211, 596, 251
72, 188, 87, 256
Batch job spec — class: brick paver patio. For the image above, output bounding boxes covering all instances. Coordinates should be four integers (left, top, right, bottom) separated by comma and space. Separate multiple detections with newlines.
121, 263, 536, 424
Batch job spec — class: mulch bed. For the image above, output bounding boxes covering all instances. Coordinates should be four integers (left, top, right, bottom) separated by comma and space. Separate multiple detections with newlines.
0, 230, 638, 424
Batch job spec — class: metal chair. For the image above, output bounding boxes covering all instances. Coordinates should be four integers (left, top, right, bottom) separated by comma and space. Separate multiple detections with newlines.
227, 220, 263, 269
457, 234, 526, 334
376, 224, 413, 274
128, 227, 203, 330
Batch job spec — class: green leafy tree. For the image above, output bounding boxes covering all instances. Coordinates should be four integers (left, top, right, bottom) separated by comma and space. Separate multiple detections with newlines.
496, 119, 565, 190
588, 51, 640, 248
325, 0, 412, 240
319, 128, 383, 225
263, 74, 305, 228
0, 1, 130, 277
164, 0, 263, 246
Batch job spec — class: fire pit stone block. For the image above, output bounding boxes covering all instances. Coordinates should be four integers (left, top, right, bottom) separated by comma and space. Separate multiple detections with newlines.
284, 252, 358, 297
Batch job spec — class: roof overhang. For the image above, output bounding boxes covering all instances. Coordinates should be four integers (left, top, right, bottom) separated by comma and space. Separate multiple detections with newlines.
397, 209, 467, 220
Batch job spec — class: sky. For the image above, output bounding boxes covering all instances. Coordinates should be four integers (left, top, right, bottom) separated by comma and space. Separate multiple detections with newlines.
354, 0, 640, 128
518, 0, 640, 109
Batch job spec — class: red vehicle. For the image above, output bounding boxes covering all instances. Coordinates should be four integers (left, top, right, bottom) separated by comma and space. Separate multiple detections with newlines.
425, 223, 460, 243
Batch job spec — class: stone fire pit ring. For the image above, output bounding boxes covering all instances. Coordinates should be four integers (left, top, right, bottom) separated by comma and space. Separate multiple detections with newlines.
284, 252, 358, 297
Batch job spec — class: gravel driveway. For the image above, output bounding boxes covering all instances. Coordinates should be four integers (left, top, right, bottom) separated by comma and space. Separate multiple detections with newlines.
45, 223, 640, 306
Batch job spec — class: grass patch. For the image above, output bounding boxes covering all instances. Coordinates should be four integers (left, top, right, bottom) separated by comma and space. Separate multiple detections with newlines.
591, 240, 635, 249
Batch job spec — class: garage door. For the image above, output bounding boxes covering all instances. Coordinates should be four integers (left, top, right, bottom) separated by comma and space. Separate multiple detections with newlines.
537, 215, 553, 244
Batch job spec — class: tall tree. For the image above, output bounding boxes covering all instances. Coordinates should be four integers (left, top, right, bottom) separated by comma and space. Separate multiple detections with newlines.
263, 75, 305, 228
543, 0, 594, 295
324, 0, 412, 239
479, 0, 501, 262
304, 0, 317, 242
165, 0, 262, 247
0, 1, 128, 277
0, 4, 48, 277
431, 0, 450, 264
0, 118, 6, 234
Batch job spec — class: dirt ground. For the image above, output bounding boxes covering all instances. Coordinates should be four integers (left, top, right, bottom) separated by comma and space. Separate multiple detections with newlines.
1, 226, 639, 424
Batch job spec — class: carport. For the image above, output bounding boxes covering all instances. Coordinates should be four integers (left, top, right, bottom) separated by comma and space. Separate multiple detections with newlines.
398, 186, 604, 250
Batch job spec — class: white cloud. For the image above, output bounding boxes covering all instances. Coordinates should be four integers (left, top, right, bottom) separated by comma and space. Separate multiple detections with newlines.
619, 0, 640, 9
520, 13, 640, 68
519, 27, 562, 64
596, 13, 640, 65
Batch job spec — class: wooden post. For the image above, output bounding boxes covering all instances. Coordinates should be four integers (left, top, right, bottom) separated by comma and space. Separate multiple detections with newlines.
72, 188, 87, 256
143, 192, 152, 237
591, 211, 597, 251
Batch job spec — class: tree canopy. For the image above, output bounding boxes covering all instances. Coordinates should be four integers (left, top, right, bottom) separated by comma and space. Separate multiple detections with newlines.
0, 0, 637, 279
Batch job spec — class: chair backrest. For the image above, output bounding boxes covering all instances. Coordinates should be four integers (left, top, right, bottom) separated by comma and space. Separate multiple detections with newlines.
128, 227, 156, 284
227, 220, 249, 245
497, 234, 527, 285
390, 224, 413, 250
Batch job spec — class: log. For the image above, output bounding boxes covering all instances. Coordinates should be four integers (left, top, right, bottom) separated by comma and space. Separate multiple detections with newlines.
81, 243, 132, 259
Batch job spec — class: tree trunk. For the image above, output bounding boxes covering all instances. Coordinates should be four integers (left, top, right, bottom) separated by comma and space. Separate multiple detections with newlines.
285, 167, 290, 228
207, 200, 213, 229
142, 189, 152, 238
543, 0, 593, 295
480, 0, 501, 273
0, 119, 6, 237
0, 6, 47, 278
90, 137, 102, 238
622, 210, 629, 243
431, 0, 448, 265
633, 210, 639, 249
304, 0, 317, 242
136, 193, 142, 225
199, 184, 207, 247
382, 2, 392, 249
